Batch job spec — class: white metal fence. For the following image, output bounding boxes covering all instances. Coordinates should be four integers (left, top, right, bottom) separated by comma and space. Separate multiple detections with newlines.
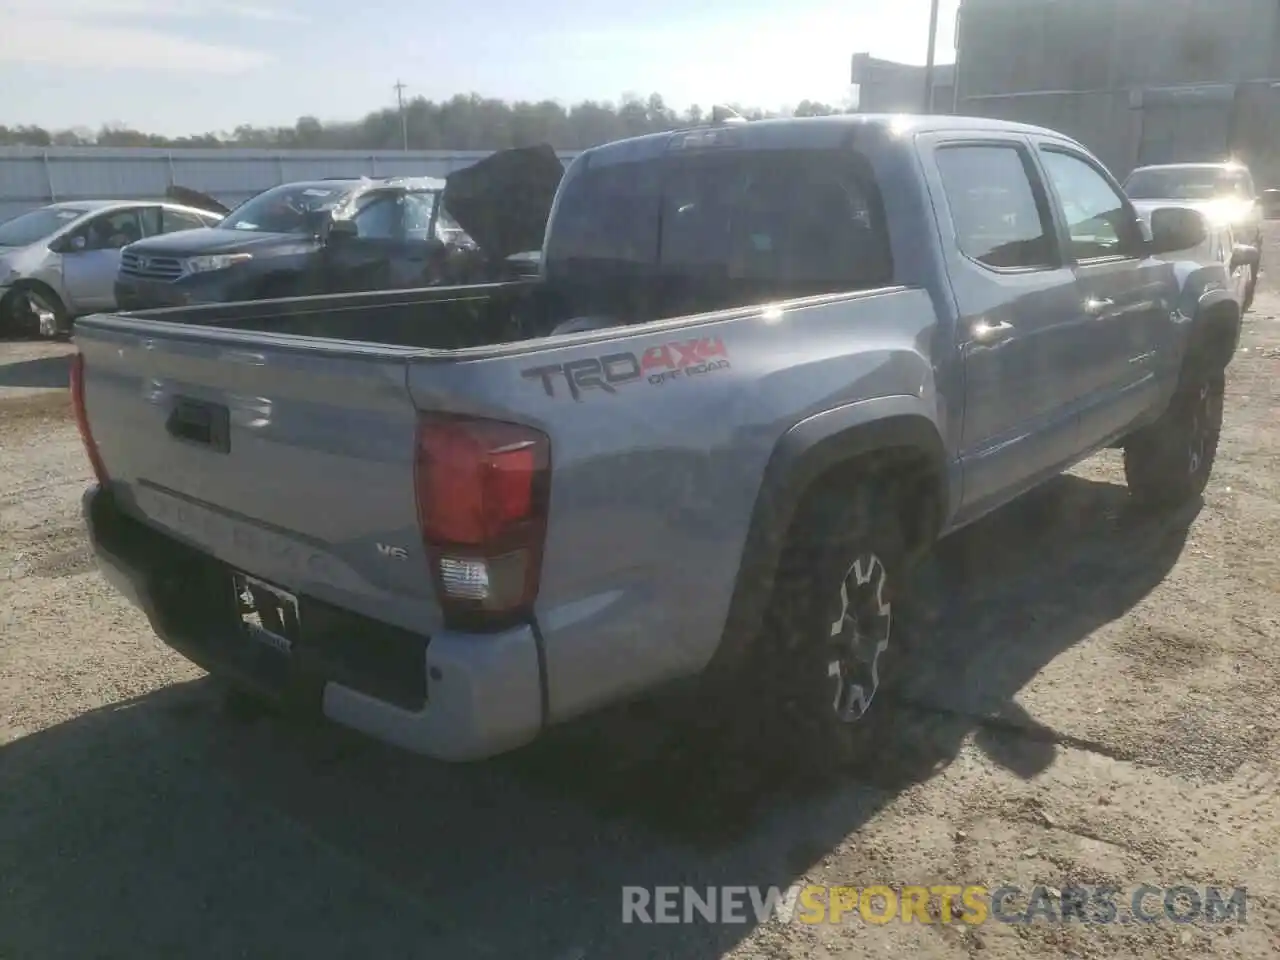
0, 147, 583, 222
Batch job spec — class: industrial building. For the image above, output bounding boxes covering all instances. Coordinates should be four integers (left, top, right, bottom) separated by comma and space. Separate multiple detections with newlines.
851, 53, 956, 114
953, 0, 1280, 181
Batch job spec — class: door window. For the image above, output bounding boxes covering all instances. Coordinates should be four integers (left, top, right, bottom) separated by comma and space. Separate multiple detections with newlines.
544, 148, 893, 303
76, 209, 144, 251
1040, 150, 1144, 261
162, 207, 208, 233
935, 144, 1056, 269
350, 192, 401, 239
403, 192, 438, 240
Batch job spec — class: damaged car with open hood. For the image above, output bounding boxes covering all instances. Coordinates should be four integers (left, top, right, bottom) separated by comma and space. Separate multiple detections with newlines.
112, 144, 565, 311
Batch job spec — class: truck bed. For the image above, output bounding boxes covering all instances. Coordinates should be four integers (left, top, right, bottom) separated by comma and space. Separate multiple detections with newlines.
114, 280, 546, 351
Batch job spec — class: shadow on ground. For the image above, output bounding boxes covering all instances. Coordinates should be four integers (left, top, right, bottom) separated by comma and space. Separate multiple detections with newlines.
0, 474, 1198, 960
0, 352, 71, 389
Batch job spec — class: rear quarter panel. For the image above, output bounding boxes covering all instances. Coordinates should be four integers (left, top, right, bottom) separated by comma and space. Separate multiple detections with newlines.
408, 286, 945, 723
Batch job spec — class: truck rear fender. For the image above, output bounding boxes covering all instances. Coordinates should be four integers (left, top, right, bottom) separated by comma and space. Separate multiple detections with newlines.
708, 397, 949, 678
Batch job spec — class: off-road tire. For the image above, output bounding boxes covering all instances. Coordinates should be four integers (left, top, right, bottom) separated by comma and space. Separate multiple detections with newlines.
1124, 367, 1225, 507
750, 485, 908, 779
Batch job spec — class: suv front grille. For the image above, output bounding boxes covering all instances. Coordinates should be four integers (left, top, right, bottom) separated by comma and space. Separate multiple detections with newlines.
120, 251, 185, 281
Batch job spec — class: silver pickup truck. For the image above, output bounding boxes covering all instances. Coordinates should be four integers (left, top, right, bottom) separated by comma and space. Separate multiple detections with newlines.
74, 115, 1250, 772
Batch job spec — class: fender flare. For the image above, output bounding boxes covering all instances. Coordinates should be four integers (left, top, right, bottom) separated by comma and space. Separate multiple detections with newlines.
1187, 288, 1242, 372
706, 397, 948, 677
1195, 287, 1238, 316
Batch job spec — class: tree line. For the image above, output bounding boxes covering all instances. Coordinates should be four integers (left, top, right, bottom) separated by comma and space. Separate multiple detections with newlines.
0, 92, 849, 152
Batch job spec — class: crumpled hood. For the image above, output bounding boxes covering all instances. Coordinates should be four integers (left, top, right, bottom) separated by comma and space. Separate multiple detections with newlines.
443, 144, 563, 261
124, 227, 306, 257
165, 185, 230, 215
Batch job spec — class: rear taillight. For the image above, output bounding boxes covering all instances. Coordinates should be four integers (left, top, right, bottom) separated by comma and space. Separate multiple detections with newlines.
69, 352, 108, 486
414, 414, 550, 630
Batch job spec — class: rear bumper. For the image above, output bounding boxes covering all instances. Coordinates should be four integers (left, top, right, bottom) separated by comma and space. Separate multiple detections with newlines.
82, 485, 545, 761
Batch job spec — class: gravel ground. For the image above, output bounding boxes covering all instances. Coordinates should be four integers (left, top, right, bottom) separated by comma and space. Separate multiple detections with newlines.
1, 251, 1279, 959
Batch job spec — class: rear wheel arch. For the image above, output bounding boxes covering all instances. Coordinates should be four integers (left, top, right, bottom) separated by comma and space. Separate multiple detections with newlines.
708, 407, 948, 678
1, 279, 68, 336
1187, 294, 1241, 375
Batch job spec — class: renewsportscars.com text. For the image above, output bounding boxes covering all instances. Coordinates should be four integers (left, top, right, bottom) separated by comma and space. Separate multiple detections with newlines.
621, 884, 1248, 926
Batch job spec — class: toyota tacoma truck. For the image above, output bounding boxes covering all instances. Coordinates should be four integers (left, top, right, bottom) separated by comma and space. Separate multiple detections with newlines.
73, 115, 1250, 769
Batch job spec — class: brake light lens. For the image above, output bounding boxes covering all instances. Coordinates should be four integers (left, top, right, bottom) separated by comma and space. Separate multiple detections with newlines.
414, 414, 550, 629
69, 352, 108, 486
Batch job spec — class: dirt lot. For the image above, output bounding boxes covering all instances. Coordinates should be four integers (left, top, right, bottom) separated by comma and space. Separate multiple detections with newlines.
2, 255, 1279, 959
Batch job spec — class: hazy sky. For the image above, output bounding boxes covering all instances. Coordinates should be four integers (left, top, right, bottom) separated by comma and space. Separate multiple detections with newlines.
1, 0, 960, 135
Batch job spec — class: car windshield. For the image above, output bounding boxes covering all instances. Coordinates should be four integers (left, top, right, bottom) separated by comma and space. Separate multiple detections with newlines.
1124, 167, 1251, 200
0, 206, 91, 247
543, 147, 893, 317
219, 182, 357, 234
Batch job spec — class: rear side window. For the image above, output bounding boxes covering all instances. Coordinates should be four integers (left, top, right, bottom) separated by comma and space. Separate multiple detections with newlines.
545, 148, 893, 298
162, 207, 207, 233
544, 160, 661, 268
935, 145, 1055, 269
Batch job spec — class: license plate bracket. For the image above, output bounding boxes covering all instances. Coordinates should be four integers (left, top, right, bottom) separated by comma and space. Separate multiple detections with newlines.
232, 571, 300, 657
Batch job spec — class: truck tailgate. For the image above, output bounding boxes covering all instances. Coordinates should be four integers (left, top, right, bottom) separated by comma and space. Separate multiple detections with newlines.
74, 316, 442, 634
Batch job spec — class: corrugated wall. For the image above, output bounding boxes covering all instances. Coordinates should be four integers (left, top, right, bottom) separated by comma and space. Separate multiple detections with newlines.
0, 147, 582, 221
956, 0, 1280, 179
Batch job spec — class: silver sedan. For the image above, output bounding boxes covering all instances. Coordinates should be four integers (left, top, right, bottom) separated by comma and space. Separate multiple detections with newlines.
0, 199, 222, 337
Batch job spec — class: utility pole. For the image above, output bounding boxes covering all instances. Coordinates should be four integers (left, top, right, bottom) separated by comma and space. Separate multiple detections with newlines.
951, 1, 962, 114
394, 79, 409, 151
922, 0, 941, 114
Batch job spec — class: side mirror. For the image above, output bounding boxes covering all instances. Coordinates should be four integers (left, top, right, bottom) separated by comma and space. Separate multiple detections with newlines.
325, 219, 359, 244
1231, 243, 1260, 271
54, 234, 87, 254
1148, 207, 1207, 255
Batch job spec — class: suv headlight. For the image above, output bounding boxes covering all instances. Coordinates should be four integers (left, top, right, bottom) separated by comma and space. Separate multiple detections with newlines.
185, 253, 252, 275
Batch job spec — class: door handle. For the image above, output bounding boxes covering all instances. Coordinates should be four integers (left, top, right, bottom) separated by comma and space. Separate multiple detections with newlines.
1084, 297, 1115, 315
972, 319, 1014, 343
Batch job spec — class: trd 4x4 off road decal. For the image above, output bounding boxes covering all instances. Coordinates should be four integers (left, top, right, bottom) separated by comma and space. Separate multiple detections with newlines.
522, 336, 731, 400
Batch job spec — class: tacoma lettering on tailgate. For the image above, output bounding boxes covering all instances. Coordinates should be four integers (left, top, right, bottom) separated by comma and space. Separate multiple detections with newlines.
522, 336, 731, 400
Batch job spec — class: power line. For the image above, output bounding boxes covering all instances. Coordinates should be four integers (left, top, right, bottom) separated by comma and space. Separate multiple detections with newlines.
393, 79, 409, 151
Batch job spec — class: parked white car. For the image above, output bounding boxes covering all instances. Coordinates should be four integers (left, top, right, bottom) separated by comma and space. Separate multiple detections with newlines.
1131, 198, 1257, 312
0, 199, 222, 338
